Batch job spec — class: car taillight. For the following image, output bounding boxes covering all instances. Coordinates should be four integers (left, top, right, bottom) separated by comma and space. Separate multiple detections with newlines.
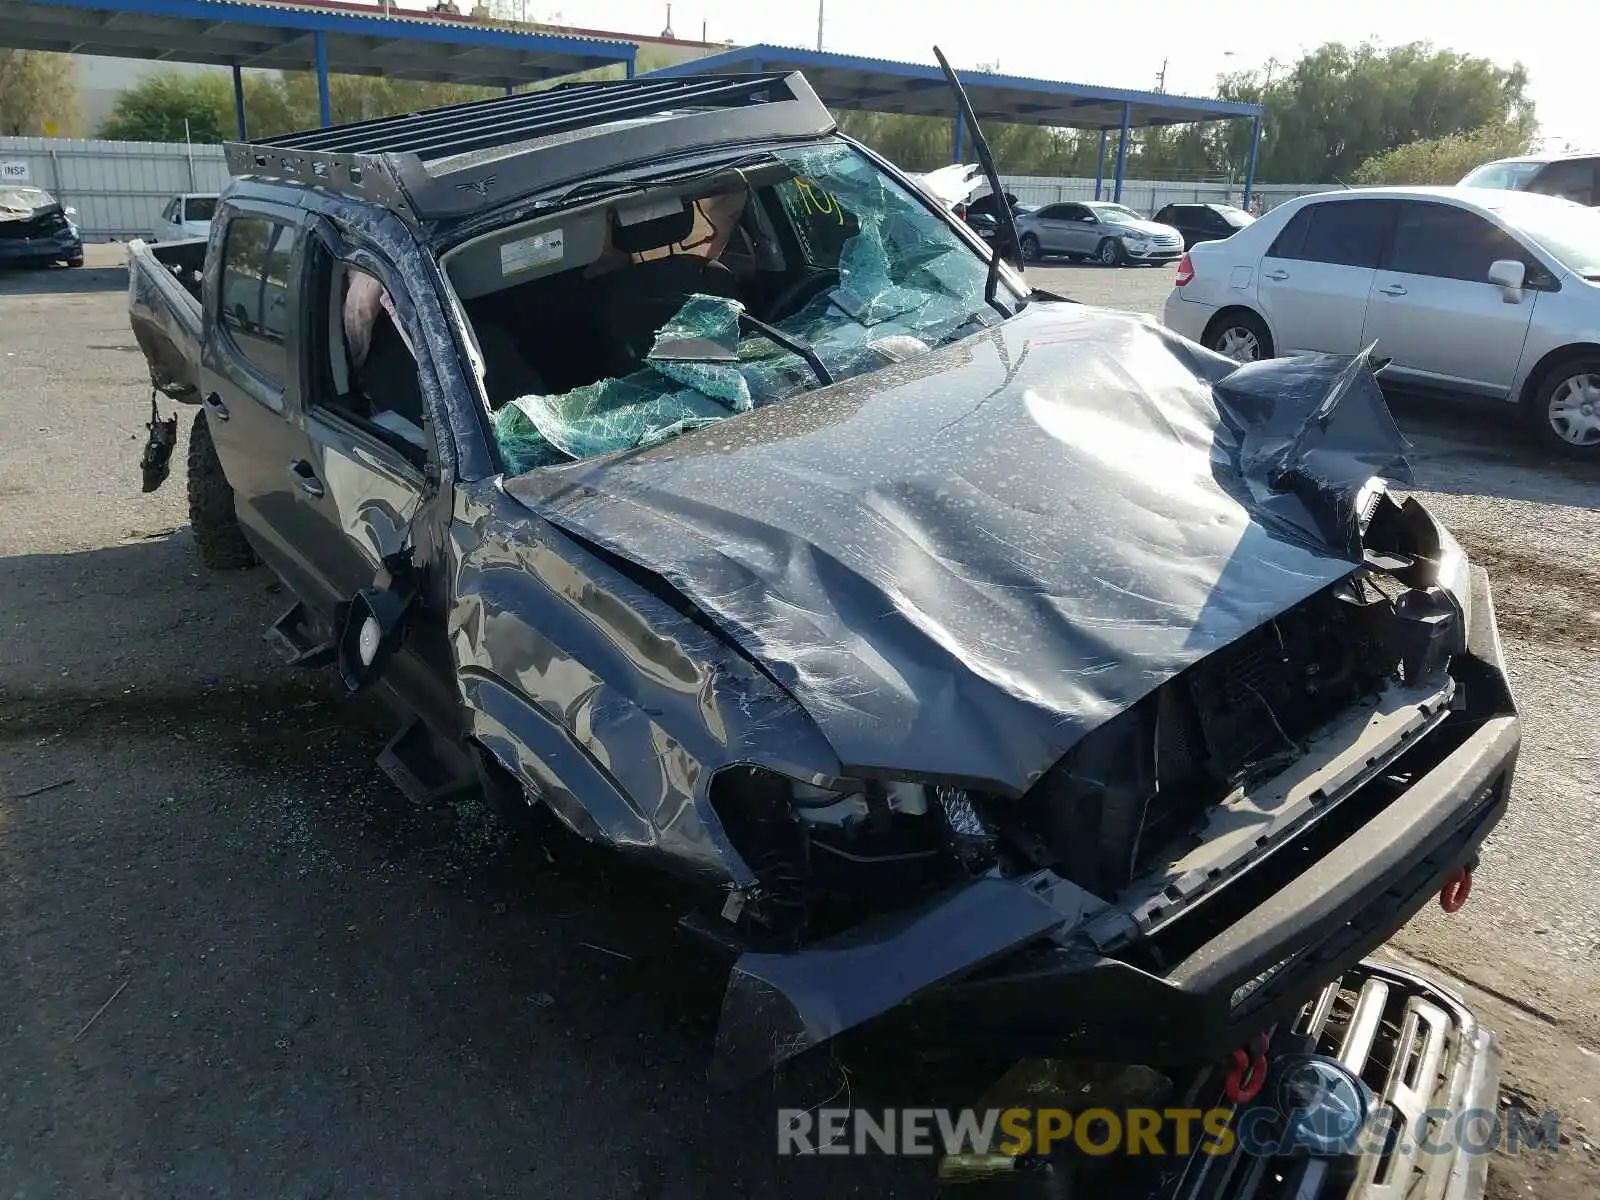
1175, 253, 1194, 286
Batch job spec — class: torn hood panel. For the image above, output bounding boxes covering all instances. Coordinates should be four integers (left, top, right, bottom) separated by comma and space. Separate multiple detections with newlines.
505, 304, 1411, 793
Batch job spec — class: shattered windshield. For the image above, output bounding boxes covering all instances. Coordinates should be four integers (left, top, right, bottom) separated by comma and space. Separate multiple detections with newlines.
0, 186, 54, 214
490, 142, 1010, 473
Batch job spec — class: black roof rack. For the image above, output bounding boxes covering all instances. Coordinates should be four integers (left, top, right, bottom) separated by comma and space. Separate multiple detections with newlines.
223, 71, 834, 225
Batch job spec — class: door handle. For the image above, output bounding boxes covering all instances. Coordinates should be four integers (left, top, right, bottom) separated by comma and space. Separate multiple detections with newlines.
1263, 269, 1289, 281
288, 459, 324, 498
1378, 283, 1408, 296
201, 393, 229, 421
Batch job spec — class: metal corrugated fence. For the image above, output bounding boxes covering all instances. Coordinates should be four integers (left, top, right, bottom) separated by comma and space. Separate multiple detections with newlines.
0, 137, 1336, 241
0, 137, 228, 242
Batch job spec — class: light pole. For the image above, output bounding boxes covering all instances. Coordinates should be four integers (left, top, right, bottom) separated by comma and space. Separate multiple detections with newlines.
816, 0, 824, 51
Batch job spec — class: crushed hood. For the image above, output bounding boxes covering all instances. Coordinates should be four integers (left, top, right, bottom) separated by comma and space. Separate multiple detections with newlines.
505, 305, 1410, 794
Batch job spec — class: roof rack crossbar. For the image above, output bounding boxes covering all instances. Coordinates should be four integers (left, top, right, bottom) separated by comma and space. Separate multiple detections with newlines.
225, 70, 833, 225
260, 73, 790, 161
264, 76, 687, 153
339, 75, 792, 162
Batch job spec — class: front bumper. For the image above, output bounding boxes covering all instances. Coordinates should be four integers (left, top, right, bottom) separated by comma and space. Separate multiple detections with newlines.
0, 231, 81, 263
1124, 240, 1185, 262
711, 568, 1517, 1088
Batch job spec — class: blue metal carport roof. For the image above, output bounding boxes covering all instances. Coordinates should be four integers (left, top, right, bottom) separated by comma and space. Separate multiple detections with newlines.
0, 0, 635, 87
643, 44, 1261, 132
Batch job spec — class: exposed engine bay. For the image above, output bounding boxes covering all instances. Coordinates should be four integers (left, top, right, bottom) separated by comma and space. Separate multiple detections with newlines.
710, 491, 1467, 949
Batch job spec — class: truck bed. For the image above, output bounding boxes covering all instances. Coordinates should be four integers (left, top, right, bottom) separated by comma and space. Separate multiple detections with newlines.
128, 238, 205, 400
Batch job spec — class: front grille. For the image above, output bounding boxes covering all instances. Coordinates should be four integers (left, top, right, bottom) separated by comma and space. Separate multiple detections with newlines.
1167, 963, 1480, 1200
1, 210, 68, 239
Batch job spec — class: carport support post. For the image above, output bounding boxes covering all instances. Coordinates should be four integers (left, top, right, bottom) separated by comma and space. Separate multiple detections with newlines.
1112, 103, 1130, 203
1242, 114, 1262, 209
231, 63, 247, 140
1093, 128, 1107, 200
625, 49, 636, 78
952, 109, 965, 164
315, 31, 331, 127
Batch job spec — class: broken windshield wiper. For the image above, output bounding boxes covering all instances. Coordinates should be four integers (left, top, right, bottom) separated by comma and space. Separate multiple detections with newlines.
739, 313, 835, 386
932, 45, 1027, 316
650, 314, 835, 388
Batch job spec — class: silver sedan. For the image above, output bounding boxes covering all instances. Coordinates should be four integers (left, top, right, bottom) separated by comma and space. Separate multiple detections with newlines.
1014, 201, 1185, 265
1162, 185, 1600, 458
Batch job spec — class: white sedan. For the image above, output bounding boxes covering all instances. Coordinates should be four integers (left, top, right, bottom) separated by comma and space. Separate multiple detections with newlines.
1162, 186, 1600, 458
151, 193, 218, 244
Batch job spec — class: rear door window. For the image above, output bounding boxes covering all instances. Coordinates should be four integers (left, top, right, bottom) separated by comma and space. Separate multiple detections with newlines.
1386, 201, 1532, 282
219, 214, 298, 382
1528, 159, 1598, 206
1269, 199, 1392, 267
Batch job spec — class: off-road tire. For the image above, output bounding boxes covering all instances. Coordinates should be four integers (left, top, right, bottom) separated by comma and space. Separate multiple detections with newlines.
187, 408, 258, 569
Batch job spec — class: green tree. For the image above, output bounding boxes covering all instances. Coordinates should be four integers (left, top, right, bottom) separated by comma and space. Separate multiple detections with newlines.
0, 50, 80, 136
1237, 41, 1536, 184
100, 71, 241, 142
1352, 124, 1537, 185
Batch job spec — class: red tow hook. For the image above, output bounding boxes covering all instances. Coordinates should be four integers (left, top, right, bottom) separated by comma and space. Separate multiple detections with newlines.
1223, 1030, 1272, 1104
1439, 865, 1474, 913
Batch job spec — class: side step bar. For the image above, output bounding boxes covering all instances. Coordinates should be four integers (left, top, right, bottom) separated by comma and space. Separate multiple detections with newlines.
264, 601, 335, 668
378, 716, 478, 806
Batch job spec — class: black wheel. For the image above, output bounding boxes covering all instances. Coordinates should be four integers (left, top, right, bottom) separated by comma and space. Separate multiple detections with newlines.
1527, 356, 1600, 459
1096, 238, 1124, 266
64, 256, 84, 268
186, 408, 258, 569
1203, 310, 1273, 364
1020, 233, 1041, 263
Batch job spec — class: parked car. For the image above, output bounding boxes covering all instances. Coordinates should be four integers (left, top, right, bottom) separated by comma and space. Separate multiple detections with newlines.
1460, 151, 1598, 206
0, 184, 82, 268
1152, 201, 1255, 248
152, 193, 219, 243
127, 75, 1515, 1198
1015, 201, 1184, 264
1163, 185, 1600, 458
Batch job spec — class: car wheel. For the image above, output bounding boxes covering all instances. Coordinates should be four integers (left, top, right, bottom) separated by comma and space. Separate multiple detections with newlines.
1204, 311, 1273, 364
1020, 233, 1041, 263
64, 256, 84, 268
1529, 357, 1600, 459
1097, 238, 1124, 266
187, 408, 259, 569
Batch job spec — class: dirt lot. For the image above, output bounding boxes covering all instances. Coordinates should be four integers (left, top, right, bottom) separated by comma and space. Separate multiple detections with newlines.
1, 247, 1597, 1197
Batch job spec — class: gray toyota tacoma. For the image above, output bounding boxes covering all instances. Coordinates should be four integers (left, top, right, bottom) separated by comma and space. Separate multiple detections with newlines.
127, 67, 1517, 1198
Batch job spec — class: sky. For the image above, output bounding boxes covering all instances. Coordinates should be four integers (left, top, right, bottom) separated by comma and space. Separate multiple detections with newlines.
459, 0, 1595, 151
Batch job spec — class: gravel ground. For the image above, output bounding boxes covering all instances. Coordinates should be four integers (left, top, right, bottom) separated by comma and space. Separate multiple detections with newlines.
1, 247, 1596, 1197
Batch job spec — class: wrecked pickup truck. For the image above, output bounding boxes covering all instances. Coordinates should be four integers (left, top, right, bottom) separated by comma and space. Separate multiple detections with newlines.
128, 67, 1517, 1195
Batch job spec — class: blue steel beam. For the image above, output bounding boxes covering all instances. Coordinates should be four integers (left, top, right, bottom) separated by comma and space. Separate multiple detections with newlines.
1094, 128, 1107, 200
314, 29, 330, 126
231, 61, 246, 139
5, 0, 633, 82
1242, 114, 1262, 209
1112, 102, 1130, 202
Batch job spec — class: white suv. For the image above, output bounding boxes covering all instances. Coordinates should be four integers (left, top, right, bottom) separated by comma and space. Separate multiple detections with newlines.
1162, 186, 1600, 458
